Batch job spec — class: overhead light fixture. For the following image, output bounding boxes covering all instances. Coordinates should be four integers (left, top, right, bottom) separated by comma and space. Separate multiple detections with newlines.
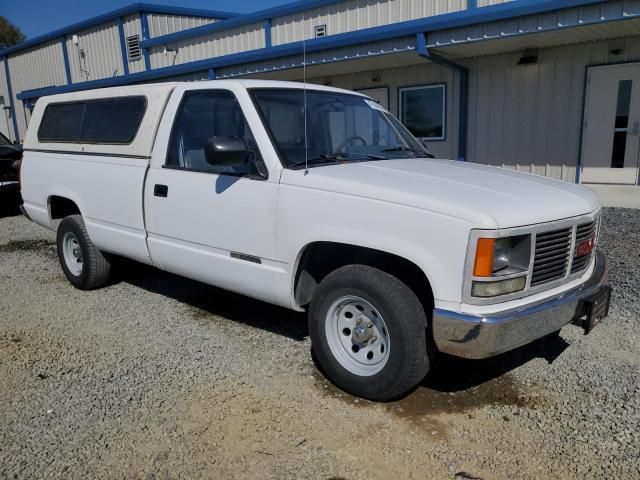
609, 48, 623, 56
518, 49, 538, 65
372, 74, 382, 82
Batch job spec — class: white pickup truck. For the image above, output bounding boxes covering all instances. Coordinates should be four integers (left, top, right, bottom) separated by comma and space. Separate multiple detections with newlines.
21, 80, 611, 400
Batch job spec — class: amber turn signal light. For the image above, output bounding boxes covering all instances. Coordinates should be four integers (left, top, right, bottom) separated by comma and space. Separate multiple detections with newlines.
473, 238, 495, 277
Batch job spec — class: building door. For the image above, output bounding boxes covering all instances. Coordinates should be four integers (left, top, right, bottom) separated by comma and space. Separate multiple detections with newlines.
580, 63, 640, 185
357, 87, 389, 110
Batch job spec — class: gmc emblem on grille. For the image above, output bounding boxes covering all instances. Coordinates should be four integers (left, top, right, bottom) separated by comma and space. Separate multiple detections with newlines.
576, 236, 595, 257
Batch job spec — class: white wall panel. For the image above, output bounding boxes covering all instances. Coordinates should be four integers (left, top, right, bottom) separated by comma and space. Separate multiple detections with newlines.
271, 0, 467, 46
7, 41, 67, 140
65, 21, 124, 83
147, 14, 217, 38
122, 14, 145, 74
464, 35, 640, 181
149, 23, 265, 69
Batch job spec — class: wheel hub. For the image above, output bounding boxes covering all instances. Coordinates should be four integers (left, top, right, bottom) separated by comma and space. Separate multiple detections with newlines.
352, 321, 372, 343
324, 295, 390, 377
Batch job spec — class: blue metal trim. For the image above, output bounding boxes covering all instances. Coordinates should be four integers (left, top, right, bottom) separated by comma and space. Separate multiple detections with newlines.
15, 0, 618, 102
2, 58, 20, 143
208, 68, 217, 80
140, 0, 606, 50
117, 17, 130, 76
140, 13, 151, 71
60, 37, 72, 85
0, 3, 236, 57
416, 33, 468, 161
467, 0, 478, 9
264, 18, 272, 48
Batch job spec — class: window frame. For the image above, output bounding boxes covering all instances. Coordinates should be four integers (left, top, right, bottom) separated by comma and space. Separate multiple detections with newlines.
398, 83, 446, 142
37, 96, 147, 145
164, 88, 265, 178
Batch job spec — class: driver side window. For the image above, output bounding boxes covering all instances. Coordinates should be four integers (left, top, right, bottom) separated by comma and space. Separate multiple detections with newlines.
166, 90, 260, 175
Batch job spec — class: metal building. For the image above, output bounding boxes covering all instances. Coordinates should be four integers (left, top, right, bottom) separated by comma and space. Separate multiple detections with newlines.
1, 0, 639, 185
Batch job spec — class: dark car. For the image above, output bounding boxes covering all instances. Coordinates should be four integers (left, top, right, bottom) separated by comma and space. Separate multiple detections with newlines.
0, 131, 22, 215
0, 131, 22, 189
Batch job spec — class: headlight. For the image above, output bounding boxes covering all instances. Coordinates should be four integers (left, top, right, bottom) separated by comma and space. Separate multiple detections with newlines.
471, 234, 531, 297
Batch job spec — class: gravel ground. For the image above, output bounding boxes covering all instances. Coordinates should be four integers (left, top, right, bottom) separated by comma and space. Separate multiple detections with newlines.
0, 207, 638, 479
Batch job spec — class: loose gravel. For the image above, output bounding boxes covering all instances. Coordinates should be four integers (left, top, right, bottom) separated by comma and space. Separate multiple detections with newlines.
0, 208, 638, 479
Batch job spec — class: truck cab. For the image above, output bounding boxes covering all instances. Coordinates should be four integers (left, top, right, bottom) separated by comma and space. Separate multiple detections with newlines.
20, 80, 611, 401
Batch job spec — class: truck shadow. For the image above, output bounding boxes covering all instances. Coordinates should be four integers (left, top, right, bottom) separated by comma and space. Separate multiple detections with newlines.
115, 259, 308, 341
115, 258, 570, 392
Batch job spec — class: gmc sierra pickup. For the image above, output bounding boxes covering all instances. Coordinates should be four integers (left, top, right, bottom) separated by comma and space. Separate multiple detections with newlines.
20, 80, 611, 400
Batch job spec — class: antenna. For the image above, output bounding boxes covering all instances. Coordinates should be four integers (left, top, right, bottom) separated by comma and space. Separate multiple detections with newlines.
302, 13, 309, 175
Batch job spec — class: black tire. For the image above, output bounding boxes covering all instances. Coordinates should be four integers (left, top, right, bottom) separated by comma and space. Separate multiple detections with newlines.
56, 214, 111, 290
309, 264, 430, 401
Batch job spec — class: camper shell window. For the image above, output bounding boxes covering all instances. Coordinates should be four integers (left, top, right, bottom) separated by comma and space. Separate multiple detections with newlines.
38, 96, 147, 144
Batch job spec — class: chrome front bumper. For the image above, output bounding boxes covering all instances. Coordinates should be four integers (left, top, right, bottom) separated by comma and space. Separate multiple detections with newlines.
433, 249, 609, 359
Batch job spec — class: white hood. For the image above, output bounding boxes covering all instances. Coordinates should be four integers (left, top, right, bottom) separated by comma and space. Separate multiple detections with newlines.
280, 158, 600, 229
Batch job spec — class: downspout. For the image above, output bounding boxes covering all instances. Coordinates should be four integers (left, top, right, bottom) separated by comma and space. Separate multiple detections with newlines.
415, 32, 468, 162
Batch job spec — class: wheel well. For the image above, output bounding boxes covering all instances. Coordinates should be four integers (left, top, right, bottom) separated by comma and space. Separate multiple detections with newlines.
49, 196, 80, 220
294, 242, 434, 315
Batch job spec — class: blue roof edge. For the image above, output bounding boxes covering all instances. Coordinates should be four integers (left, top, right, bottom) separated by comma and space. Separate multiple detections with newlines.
0, 3, 238, 57
16, 0, 610, 101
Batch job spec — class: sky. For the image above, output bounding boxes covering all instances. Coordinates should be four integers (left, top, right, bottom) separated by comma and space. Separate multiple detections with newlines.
2, 0, 293, 40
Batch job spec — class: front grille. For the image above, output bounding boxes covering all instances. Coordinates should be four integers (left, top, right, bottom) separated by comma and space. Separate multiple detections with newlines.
571, 220, 597, 273
531, 227, 572, 286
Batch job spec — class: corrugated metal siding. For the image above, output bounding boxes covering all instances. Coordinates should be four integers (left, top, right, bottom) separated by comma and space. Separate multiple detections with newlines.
428, 0, 640, 53
0, 58, 12, 139
477, 0, 514, 7
216, 36, 417, 78
7, 41, 67, 139
464, 35, 640, 182
122, 14, 145, 74
65, 21, 124, 83
149, 23, 265, 69
271, 0, 467, 46
147, 14, 217, 38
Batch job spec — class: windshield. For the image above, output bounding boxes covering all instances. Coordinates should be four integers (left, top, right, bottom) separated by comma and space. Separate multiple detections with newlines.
250, 88, 432, 169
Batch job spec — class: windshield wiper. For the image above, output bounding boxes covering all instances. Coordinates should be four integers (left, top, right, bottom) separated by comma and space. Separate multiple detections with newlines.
288, 152, 385, 169
382, 146, 435, 158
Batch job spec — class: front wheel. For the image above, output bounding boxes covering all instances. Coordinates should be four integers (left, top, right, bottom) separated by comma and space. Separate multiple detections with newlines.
56, 214, 111, 290
309, 265, 431, 401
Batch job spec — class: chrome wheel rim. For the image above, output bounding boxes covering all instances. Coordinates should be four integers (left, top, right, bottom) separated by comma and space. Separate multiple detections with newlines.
62, 231, 83, 276
325, 295, 390, 377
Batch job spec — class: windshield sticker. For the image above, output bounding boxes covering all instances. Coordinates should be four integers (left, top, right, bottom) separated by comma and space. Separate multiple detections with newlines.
364, 99, 387, 112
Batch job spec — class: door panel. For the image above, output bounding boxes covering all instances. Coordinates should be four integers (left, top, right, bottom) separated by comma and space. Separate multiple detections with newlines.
143, 88, 281, 304
581, 63, 640, 185
144, 169, 280, 303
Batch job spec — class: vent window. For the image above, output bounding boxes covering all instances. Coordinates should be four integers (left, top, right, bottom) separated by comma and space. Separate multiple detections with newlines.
126, 34, 141, 60
314, 25, 326, 38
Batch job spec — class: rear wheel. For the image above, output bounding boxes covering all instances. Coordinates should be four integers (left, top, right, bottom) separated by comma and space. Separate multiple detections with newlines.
56, 214, 111, 289
309, 265, 431, 401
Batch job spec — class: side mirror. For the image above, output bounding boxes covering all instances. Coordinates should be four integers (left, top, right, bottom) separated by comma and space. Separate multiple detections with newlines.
204, 136, 248, 167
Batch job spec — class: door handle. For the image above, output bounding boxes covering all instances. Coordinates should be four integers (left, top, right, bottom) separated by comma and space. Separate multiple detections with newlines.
154, 184, 168, 197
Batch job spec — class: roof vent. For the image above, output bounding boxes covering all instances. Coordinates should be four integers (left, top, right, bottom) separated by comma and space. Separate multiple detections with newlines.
126, 34, 141, 60
314, 25, 327, 38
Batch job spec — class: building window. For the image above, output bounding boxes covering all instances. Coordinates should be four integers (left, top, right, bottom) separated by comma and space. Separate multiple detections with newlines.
314, 25, 327, 38
399, 84, 446, 140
